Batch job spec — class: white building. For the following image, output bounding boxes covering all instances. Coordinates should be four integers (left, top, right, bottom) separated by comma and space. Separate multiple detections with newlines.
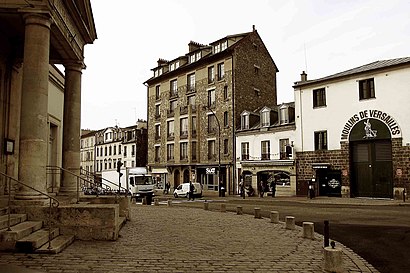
293, 57, 410, 199
235, 103, 297, 196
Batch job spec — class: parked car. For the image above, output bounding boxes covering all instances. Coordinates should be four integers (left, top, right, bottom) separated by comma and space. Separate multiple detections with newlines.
173, 183, 203, 198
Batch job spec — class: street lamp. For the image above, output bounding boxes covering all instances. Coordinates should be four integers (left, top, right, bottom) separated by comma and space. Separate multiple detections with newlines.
203, 105, 222, 196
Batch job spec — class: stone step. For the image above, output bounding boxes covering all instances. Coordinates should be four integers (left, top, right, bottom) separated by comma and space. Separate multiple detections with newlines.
0, 221, 42, 251
35, 235, 75, 254
16, 228, 60, 252
0, 214, 27, 230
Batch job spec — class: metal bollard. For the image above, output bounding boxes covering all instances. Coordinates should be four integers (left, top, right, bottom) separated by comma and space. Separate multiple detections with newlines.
167, 199, 172, 207
236, 206, 243, 215
303, 222, 315, 239
285, 216, 295, 230
203, 201, 209, 210
254, 207, 261, 219
154, 198, 159, 206
220, 203, 226, 212
270, 211, 279, 223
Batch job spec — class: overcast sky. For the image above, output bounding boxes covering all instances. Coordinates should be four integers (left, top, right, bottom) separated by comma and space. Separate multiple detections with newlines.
80, 0, 410, 130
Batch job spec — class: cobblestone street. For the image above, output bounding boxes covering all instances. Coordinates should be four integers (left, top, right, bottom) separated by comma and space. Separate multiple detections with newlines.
0, 203, 379, 272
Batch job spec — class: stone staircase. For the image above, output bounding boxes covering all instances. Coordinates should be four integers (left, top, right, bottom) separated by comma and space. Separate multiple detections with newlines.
0, 208, 74, 254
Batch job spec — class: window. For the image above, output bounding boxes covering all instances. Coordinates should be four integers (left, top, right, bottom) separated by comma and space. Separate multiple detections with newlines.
280, 106, 289, 124
313, 88, 326, 107
223, 111, 229, 128
223, 139, 229, 155
196, 52, 201, 61
155, 124, 161, 139
241, 114, 249, 130
170, 100, 177, 113
180, 118, 188, 136
214, 44, 221, 53
132, 145, 135, 156
217, 62, 225, 81
221, 41, 227, 51
167, 144, 174, 160
191, 142, 197, 161
261, 110, 270, 127
208, 89, 216, 108
170, 79, 177, 96
280, 138, 290, 159
208, 140, 216, 160
261, 141, 270, 160
124, 146, 127, 157
208, 114, 217, 133
105, 147, 107, 156
167, 120, 174, 137
187, 73, 195, 92
314, 131, 328, 151
180, 142, 188, 160
223, 86, 228, 100
189, 54, 195, 63
241, 142, 249, 160
113, 145, 116, 155
155, 146, 160, 162
118, 145, 121, 154
188, 95, 196, 110
109, 146, 112, 156
192, 116, 197, 135
155, 104, 160, 117
208, 66, 215, 84
155, 85, 160, 99
359, 78, 375, 100
169, 63, 175, 71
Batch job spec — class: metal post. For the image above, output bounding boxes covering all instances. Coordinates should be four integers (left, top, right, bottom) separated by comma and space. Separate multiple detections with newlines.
324, 220, 330, 247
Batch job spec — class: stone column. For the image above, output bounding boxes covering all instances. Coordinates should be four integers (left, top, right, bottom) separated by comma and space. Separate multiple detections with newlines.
16, 13, 52, 200
59, 63, 83, 194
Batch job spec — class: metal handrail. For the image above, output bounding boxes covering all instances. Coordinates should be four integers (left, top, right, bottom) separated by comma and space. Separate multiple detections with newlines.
46, 166, 129, 203
78, 168, 130, 197
0, 171, 59, 250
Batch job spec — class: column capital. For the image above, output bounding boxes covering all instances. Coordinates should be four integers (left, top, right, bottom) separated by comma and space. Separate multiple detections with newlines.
64, 61, 85, 73
22, 13, 52, 29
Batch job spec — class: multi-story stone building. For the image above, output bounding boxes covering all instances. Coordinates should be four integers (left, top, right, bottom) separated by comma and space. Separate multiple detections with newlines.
91, 121, 147, 175
235, 103, 296, 196
293, 57, 410, 199
145, 27, 278, 194
80, 130, 96, 174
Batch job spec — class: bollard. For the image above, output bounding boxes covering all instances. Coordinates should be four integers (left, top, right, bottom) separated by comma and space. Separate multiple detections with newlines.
167, 199, 172, 207
154, 198, 159, 206
220, 203, 226, 212
270, 211, 279, 223
323, 243, 343, 272
254, 207, 261, 219
324, 220, 330, 247
203, 201, 209, 210
236, 206, 243, 215
285, 216, 295, 230
302, 222, 315, 239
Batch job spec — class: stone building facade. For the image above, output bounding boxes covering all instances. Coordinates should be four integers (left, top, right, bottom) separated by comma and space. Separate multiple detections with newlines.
0, 0, 97, 199
236, 103, 297, 196
144, 27, 278, 194
293, 58, 410, 199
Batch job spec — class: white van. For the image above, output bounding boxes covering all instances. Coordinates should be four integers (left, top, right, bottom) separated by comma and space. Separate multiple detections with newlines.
173, 183, 202, 198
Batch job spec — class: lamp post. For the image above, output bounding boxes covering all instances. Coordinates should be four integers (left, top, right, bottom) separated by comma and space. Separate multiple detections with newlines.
203, 105, 222, 196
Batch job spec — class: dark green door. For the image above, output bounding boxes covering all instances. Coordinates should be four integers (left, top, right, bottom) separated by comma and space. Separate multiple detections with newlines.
351, 140, 392, 198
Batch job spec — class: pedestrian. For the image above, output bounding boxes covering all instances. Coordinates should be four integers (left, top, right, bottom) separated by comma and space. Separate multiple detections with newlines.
188, 181, 195, 201
259, 180, 264, 198
166, 181, 170, 194
270, 179, 276, 198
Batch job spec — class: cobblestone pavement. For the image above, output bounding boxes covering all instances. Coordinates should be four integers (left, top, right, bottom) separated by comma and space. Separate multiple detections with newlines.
0, 203, 380, 273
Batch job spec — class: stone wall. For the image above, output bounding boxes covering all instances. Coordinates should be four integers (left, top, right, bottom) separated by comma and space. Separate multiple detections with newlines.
392, 138, 410, 198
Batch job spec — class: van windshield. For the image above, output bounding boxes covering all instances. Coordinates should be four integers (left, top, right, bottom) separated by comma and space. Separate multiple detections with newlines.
130, 176, 154, 185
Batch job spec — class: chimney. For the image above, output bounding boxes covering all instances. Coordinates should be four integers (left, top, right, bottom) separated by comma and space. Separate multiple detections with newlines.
157, 58, 168, 66
252, 25, 256, 32
188, 41, 205, 53
300, 71, 307, 82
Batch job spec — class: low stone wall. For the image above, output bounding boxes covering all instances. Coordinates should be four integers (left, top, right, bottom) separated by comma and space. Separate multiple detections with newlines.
79, 195, 131, 220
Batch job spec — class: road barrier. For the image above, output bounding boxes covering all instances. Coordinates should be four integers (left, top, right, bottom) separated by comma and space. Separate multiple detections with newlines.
270, 211, 279, 223
285, 216, 295, 230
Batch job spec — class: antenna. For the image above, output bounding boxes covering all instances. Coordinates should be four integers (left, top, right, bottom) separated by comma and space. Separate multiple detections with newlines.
304, 43, 308, 73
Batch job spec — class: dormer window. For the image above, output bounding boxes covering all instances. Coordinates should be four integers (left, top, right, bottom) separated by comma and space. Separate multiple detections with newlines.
196, 52, 201, 61
169, 63, 175, 71
221, 41, 227, 51
175, 61, 180, 69
189, 54, 195, 63
261, 109, 270, 127
214, 44, 221, 54
241, 113, 249, 130
279, 105, 289, 124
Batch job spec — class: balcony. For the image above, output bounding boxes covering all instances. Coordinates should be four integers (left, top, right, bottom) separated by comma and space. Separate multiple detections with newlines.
180, 130, 188, 139
242, 154, 249, 161
261, 153, 270, 160
167, 132, 175, 141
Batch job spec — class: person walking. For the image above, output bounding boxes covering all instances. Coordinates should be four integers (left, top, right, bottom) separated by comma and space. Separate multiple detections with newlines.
188, 181, 195, 201
259, 180, 264, 198
270, 179, 276, 198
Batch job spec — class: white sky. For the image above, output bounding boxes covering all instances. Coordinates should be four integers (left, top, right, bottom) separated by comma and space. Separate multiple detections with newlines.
80, 0, 410, 130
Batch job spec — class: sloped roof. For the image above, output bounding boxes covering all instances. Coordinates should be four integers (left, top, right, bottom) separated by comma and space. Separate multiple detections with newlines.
293, 57, 410, 88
